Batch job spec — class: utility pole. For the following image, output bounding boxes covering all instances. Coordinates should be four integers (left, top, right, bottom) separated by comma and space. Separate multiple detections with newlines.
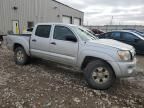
119, 21, 121, 25
109, 16, 113, 31
87, 21, 89, 26
110, 16, 113, 25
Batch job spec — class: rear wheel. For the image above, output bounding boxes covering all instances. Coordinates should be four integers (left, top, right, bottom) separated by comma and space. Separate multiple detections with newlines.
84, 60, 116, 90
14, 47, 29, 65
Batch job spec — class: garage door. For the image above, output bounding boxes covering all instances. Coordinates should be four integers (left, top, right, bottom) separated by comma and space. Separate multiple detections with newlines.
74, 18, 81, 25
62, 16, 72, 24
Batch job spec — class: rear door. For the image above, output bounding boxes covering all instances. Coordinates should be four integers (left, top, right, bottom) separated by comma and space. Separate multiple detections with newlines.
30, 25, 52, 59
49, 25, 79, 66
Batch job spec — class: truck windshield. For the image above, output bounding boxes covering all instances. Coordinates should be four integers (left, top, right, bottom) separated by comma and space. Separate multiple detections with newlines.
73, 26, 98, 41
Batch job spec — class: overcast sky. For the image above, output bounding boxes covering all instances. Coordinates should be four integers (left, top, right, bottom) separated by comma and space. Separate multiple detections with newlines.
57, 0, 144, 25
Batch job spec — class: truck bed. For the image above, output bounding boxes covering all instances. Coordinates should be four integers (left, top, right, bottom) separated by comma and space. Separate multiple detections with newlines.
4, 34, 31, 52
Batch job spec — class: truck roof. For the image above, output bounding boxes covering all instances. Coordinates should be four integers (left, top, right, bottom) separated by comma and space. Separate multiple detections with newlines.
36, 23, 78, 27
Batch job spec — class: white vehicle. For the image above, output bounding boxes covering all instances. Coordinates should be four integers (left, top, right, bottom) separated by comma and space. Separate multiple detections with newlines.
4, 23, 136, 90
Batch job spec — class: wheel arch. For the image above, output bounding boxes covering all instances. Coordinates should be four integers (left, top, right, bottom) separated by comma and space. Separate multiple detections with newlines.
13, 43, 30, 56
81, 56, 116, 77
13, 43, 23, 51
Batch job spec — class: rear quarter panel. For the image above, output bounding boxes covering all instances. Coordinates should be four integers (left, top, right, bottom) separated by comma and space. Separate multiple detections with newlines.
4, 35, 30, 55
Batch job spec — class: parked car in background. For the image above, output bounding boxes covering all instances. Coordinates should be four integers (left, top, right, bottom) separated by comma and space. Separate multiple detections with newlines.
99, 30, 144, 54
123, 29, 144, 36
91, 29, 104, 35
4, 23, 136, 90
132, 31, 144, 37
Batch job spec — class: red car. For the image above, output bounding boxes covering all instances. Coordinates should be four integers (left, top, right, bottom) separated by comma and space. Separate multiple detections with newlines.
91, 29, 104, 35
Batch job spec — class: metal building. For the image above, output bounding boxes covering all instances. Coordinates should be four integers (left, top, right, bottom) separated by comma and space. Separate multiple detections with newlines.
0, 0, 84, 35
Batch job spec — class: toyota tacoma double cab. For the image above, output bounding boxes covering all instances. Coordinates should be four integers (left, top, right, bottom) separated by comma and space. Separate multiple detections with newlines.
4, 23, 136, 90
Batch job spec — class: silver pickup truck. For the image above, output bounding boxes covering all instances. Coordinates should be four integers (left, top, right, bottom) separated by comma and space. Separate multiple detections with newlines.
4, 23, 136, 90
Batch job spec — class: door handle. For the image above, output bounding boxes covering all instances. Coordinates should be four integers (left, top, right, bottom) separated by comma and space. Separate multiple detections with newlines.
32, 39, 36, 42
50, 42, 56, 45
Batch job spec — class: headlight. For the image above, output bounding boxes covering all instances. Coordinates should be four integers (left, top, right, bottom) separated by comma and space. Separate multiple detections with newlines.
118, 50, 131, 61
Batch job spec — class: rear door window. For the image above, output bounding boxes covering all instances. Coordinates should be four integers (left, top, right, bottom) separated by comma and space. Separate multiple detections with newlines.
35, 25, 51, 38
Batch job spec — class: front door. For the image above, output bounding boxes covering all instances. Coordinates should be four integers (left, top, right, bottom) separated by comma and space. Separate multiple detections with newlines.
12, 20, 19, 34
49, 25, 79, 66
121, 32, 140, 52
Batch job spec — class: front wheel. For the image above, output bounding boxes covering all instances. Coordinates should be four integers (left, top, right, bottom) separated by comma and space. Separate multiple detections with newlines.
84, 60, 116, 90
14, 47, 29, 65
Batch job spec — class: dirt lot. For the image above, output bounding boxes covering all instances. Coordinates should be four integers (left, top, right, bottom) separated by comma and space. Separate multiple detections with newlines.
0, 46, 144, 108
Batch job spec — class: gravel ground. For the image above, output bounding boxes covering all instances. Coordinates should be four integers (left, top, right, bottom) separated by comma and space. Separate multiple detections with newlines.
0, 46, 144, 108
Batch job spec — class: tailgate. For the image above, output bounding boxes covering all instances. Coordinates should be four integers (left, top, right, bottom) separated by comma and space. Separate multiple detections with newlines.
3, 36, 13, 49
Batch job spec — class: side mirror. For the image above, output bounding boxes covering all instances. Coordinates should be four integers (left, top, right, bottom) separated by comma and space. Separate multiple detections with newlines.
65, 35, 77, 42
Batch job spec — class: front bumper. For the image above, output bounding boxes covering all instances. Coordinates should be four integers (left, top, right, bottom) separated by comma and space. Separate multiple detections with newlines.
109, 58, 137, 78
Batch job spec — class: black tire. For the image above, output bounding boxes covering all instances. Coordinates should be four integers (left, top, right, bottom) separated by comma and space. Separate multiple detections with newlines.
14, 47, 29, 65
84, 60, 116, 90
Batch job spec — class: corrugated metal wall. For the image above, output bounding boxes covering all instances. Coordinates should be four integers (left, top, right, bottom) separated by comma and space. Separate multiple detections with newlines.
0, 0, 84, 35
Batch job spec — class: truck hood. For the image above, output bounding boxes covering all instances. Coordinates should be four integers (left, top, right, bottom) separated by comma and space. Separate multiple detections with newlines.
87, 39, 133, 50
